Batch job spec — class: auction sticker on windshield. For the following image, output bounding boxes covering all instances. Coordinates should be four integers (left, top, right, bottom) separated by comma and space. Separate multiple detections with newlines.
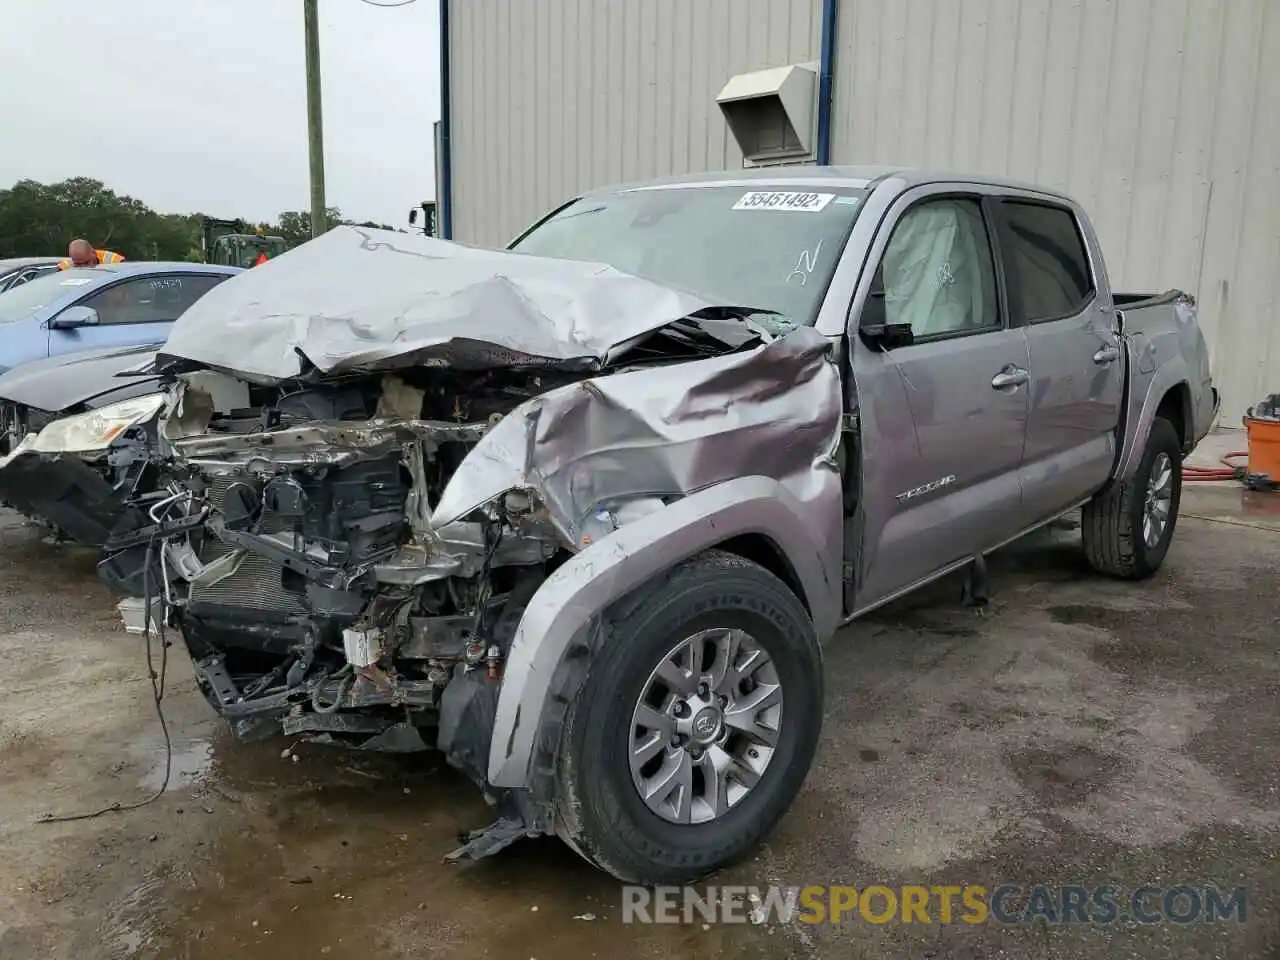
733, 191, 835, 212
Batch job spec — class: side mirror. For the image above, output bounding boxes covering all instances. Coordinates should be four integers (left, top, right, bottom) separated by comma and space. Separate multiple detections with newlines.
857, 268, 914, 350
49, 306, 100, 330
408, 208, 419, 226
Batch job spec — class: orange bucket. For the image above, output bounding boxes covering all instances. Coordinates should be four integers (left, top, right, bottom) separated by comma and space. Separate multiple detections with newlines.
1244, 415, 1280, 482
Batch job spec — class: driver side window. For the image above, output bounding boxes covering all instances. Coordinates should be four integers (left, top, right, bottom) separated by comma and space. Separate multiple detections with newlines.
74, 274, 226, 325
880, 198, 999, 339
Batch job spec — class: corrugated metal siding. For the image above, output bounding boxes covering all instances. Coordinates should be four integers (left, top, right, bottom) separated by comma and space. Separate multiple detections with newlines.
447, 0, 819, 248
447, 0, 1278, 422
830, 0, 1280, 424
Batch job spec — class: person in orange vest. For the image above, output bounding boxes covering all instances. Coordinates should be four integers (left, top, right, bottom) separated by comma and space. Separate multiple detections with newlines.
57, 238, 125, 270
253, 246, 270, 266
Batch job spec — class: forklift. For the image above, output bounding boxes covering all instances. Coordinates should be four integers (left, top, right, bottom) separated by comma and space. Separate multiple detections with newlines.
200, 217, 288, 267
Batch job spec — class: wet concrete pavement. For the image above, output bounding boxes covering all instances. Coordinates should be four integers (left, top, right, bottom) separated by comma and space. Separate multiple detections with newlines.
1, 481, 1277, 959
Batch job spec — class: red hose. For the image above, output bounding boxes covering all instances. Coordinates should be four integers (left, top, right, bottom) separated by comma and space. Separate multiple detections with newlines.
1184, 451, 1248, 482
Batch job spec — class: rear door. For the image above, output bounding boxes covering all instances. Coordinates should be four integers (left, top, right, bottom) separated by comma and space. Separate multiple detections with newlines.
992, 199, 1123, 522
47, 273, 229, 358
849, 191, 1030, 609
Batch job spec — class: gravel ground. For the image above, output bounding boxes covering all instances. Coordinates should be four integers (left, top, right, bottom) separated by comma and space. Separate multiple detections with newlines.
0, 482, 1277, 960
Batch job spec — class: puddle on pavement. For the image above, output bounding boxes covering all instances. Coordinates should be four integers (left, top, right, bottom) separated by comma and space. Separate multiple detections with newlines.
1239, 488, 1280, 522
1180, 484, 1280, 529
134, 735, 793, 960
139, 737, 214, 794
103, 876, 168, 959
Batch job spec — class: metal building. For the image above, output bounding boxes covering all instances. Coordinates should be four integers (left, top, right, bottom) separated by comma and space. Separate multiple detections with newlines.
439, 0, 1280, 424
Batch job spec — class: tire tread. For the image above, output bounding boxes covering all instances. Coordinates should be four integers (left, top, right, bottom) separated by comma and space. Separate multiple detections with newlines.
552, 549, 820, 884
1082, 416, 1181, 580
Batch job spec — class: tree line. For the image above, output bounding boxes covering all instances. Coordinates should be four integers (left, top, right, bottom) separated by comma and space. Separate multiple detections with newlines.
0, 177, 401, 261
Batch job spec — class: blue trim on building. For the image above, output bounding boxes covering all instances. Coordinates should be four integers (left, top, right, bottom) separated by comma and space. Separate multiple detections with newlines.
438, 0, 453, 238
816, 0, 837, 165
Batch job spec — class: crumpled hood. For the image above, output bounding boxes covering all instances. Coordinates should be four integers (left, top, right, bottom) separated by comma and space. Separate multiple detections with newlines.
0, 342, 162, 412
157, 226, 729, 383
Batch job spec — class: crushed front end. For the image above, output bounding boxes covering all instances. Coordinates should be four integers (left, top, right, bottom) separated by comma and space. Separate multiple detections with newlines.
0, 394, 167, 546
103, 225, 846, 865
115, 369, 574, 783
0, 344, 172, 544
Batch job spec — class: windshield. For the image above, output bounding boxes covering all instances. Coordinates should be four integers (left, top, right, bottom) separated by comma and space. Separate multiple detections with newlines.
509, 185, 868, 325
236, 238, 286, 267
0, 269, 98, 323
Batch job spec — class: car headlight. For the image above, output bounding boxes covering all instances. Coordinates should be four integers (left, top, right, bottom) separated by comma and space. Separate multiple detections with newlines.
29, 394, 166, 455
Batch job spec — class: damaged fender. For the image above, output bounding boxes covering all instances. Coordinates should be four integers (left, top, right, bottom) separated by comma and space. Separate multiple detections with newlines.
485, 474, 843, 789
422, 326, 847, 789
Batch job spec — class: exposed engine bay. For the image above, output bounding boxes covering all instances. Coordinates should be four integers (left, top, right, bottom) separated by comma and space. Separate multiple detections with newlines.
105, 368, 587, 775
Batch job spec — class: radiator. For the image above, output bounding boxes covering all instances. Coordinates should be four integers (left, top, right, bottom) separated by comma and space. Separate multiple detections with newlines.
189, 476, 308, 615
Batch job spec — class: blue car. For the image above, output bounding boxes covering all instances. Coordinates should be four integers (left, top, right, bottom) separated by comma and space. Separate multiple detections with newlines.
0, 261, 241, 375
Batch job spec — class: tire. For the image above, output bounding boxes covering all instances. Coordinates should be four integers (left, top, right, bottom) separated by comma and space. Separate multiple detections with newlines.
553, 549, 823, 884
1082, 416, 1182, 579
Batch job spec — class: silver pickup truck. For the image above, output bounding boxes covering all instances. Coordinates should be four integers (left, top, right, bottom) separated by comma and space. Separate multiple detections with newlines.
60, 167, 1215, 886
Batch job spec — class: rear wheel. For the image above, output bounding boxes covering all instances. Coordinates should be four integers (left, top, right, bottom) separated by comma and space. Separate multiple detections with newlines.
1082, 416, 1182, 579
554, 550, 823, 884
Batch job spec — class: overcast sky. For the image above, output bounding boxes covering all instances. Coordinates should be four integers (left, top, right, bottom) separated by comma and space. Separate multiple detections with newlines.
0, 0, 439, 227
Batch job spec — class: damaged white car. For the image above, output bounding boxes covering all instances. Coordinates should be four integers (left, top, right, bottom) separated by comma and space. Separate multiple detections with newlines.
81, 169, 1215, 884
0, 344, 166, 546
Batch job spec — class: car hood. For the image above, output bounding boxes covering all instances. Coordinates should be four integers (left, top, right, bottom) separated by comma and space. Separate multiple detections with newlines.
156, 225, 761, 384
0, 342, 161, 412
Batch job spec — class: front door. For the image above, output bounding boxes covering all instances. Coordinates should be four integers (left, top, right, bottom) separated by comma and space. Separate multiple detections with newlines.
850, 194, 1030, 610
48, 273, 228, 358
992, 199, 1124, 522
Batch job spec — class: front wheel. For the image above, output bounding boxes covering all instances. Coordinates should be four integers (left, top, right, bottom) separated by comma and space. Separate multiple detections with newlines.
554, 550, 823, 884
1082, 416, 1182, 579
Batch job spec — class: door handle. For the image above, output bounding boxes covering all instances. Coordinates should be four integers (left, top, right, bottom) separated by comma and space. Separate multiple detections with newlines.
991, 366, 1029, 390
1093, 345, 1121, 364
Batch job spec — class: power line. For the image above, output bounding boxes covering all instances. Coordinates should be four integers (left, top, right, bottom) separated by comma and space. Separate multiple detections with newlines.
358, 0, 418, 7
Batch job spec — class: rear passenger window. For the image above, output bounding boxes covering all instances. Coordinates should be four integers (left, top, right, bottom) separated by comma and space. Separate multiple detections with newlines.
998, 201, 1094, 323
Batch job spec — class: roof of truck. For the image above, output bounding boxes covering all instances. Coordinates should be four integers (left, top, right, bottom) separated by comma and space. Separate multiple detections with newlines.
586, 165, 1074, 203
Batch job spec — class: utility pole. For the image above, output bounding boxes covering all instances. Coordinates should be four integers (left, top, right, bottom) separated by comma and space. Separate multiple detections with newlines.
303, 0, 327, 238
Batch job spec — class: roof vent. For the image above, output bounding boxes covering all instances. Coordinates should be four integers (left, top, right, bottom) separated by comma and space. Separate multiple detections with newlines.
716, 62, 817, 167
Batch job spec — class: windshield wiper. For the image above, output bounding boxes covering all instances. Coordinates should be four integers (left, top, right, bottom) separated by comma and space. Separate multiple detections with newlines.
549, 203, 607, 223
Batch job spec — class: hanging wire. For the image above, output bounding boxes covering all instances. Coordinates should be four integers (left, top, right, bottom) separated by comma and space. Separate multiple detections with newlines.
33, 491, 203, 824
358, 0, 418, 7
36, 530, 173, 823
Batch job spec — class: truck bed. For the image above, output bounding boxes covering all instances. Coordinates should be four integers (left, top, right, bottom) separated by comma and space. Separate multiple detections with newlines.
1113, 290, 1189, 310
1114, 288, 1218, 459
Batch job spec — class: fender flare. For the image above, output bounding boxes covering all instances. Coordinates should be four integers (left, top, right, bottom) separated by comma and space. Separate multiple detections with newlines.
486, 474, 842, 788
1115, 362, 1190, 483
